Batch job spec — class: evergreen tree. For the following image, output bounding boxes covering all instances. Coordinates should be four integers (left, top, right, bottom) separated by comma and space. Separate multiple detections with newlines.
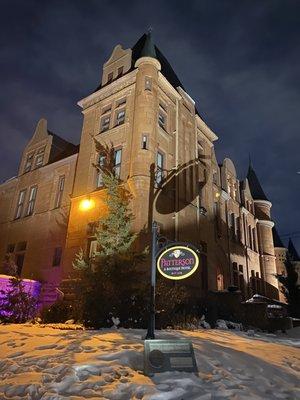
276, 253, 300, 318
0, 277, 38, 323
72, 141, 148, 328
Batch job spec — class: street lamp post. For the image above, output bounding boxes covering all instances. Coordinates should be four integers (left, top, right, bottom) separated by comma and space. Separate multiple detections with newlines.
145, 220, 158, 339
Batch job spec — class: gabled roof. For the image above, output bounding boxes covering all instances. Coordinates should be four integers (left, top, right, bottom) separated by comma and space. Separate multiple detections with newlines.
247, 164, 269, 201
288, 238, 300, 261
272, 227, 285, 248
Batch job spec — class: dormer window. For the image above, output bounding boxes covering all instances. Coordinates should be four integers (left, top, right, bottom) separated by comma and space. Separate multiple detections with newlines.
24, 152, 34, 173
35, 147, 45, 168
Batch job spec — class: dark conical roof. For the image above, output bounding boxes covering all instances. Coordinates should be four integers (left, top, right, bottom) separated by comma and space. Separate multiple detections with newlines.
131, 33, 185, 90
247, 164, 269, 201
272, 227, 285, 248
140, 31, 157, 59
288, 238, 300, 261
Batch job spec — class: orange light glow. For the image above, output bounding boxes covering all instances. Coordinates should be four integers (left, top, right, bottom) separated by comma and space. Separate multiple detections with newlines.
79, 198, 95, 211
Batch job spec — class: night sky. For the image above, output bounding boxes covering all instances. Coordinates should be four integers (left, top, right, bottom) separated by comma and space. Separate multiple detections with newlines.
1, 0, 299, 249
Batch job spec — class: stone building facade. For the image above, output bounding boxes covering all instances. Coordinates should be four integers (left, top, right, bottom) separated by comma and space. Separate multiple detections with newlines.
0, 32, 294, 303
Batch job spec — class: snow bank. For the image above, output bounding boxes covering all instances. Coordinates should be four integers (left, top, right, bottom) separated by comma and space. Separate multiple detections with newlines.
0, 324, 299, 399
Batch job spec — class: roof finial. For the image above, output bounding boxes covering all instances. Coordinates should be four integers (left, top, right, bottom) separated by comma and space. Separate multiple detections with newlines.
147, 26, 153, 34
140, 28, 157, 59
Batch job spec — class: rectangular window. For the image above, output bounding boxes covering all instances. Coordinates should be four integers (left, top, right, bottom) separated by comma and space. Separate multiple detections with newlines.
158, 111, 166, 130
252, 227, 257, 251
236, 216, 241, 241
114, 149, 122, 178
117, 66, 123, 77
16, 253, 25, 276
55, 175, 65, 208
238, 265, 245, 295
115, 109, 125, 126
231, 213, 236, 238
96, 154, 106, 187
89, 240, 98, 259
101, 115, 110, 132
15, 189, 26, 219
35, 147, 45, 168
248, 225, 253, 249
233, 262, 239, 287
145, 76, 152, 91
52, 247, 62, 267
26, 186, 37, 216
107, 72, 113, 83
24, 153, 34, 173
156, 151, 164, 184
142, 134, 148, 150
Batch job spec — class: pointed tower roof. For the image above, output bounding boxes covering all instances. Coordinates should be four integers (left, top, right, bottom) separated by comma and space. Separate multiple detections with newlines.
288, 238, 300, 261
247, 164, 269, 201
131, 33, 184, 90
272, 227, 285, 248
140, 30, 157, 59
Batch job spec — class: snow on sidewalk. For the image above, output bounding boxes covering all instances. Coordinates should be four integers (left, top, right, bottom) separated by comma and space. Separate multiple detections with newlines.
0, 324, 299, 399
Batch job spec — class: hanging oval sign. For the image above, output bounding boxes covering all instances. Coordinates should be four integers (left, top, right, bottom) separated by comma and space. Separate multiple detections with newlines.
157, 245, 199, 280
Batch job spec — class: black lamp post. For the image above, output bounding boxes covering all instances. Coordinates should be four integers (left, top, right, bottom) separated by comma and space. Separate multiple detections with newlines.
145, 220, 159, 339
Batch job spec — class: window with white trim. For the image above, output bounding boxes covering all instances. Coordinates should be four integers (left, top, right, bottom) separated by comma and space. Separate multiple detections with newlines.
24, 152, 34, 173
114, 149, 122, 178
101, 115, 110, 132
26, 186, 37, 216
156, 151, 164, 184
35, 147, 45, 168
15, 190, 26, 219
115, 109, 125, 126
96, 154, 106, 188
55, 175, 65, 208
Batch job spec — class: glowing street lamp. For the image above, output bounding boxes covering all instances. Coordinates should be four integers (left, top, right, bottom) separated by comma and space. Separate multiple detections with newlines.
79, 198, 94, 211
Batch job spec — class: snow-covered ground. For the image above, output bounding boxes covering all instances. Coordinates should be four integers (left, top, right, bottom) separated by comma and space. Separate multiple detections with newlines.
0, 324, 299, 400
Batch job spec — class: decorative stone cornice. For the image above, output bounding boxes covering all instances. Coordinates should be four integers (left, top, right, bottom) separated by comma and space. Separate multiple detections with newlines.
158, 73, 181, 101
257, 219, 275, 228
77, 70, 137, 110
195, 114, 218, 142
254, 199, 272, 208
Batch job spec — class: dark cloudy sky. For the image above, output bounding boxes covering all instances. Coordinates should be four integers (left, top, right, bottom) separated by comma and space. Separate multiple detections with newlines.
0, 0, 299, 249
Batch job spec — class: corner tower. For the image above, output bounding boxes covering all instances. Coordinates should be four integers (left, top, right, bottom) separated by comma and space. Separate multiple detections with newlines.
247, 164, 279, 297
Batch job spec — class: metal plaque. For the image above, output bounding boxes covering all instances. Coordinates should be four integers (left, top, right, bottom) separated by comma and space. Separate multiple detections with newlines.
144, 339, 198, 375
156, 245, 199, 280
